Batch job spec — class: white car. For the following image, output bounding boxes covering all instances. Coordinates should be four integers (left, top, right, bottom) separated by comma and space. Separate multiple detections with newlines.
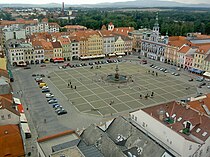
46, 93, 54, 98
42, 86, 49, 90
207, 86, 210, 89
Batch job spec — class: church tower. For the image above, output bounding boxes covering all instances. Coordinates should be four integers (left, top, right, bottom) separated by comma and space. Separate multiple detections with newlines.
151, 13, 160, 42
108, 22, 114, 31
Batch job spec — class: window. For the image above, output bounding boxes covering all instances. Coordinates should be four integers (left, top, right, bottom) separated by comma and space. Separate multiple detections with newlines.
1, 115, 5, 120
8, 114, 11, 119
134, 116, 137, 121
189, 145, 192, 150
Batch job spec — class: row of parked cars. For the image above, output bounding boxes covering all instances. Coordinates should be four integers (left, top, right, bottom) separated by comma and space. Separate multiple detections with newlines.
33, 74, 67, 115
60, 59, 122, 69
150, 64, 180, 76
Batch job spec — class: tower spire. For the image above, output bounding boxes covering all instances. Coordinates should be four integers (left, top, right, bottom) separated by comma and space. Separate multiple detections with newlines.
155, 12, 159, 27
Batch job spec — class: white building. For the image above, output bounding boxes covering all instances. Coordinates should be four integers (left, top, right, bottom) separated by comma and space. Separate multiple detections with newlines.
32, 40, 45, 64
5, 39, 34, 66
0, 98, 20, 126
48, 23, 60, 33
25, 21, 49, 35
130, 101, 210, 157
69, 37, 80, 60
141, 13, 168, 62
3, 27, 26, 41
99, 30, 115, 56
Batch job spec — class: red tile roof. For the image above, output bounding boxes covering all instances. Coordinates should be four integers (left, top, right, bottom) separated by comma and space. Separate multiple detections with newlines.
0, 97, 20, 116
58, 37, 70, 45
99, 30, 114, 37
64, 25, 87, 30
178, 45, 191, 54
51, 41, 62, 48
188, 94, 210, 116
142, 101, 210, 142
40, 41, 53, 50
168, 36, 190, 47
196, 45, 210, 54
113, 27, 134, 36
0, 124, 25, 157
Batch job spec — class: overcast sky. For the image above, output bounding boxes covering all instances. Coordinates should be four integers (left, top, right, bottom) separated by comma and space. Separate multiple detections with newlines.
0, 0, 209, 5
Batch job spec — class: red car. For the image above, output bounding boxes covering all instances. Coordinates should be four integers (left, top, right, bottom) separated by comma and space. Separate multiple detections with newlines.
141, 60, 147, 64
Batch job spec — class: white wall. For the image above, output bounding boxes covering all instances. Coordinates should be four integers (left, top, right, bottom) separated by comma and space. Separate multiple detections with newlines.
0, 109, 20, 125
130, 110, 200, 157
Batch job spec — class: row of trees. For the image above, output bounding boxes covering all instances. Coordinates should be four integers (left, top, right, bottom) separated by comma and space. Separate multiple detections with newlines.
69, 9, 210, 36
1, 8, 210, 36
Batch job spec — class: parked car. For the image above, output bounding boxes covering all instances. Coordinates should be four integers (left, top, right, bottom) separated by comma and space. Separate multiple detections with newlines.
32, 74, 36, 77
52, 103, 62, 109
40, 64, 46, 67
200, 82, 206, 86
42, 89, 50, 93
47, 98, 57, 102
171, 72, 175, 75
188, 78, 193, 82
24, 66, 31, 69
40, 74, 45, 77
52, 103, 60, 108
174, 73, 180, 76
46, 93, 54, 98
48, 99, 58, 104
57, 110, 67, 115
55, 107, 64, 113
54, 104, 63, 110
42, 86, 49, 90
196, 77, 204, 82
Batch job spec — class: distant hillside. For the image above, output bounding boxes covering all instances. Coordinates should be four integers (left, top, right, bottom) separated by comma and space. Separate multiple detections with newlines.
0, 0, 210, 8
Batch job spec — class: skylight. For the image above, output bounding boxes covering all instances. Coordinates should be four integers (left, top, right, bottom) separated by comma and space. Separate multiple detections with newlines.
202, 132, 207, 137
196, 128, 201, 133
177, 117, 182, 122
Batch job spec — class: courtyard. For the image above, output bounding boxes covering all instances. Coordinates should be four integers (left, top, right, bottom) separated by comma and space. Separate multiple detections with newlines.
48, 62, 196, 116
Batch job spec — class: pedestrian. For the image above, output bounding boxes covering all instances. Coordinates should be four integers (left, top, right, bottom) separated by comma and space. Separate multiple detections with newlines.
67, 83, 69, 87
44, 119, 46, 123
156, 72, 158, 76
145, 95, 148, 99
148, 70, 150, 73
70, 82, 71, 84
140, 94, 142, 99
71, 85, 73, 89
75, 86, 76, 89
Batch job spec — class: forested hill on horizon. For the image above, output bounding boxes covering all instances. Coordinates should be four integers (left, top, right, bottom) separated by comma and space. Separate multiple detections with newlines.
1, 0, 210, 8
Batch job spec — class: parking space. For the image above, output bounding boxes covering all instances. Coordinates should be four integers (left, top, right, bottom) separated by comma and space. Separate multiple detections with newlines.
46, 62, 197, 116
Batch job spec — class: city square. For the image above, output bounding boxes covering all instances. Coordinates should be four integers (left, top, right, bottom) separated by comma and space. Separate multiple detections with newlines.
47, 62, 196, 116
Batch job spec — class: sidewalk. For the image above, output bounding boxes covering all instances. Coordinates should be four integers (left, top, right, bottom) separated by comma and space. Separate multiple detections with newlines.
11, 70, 38, 157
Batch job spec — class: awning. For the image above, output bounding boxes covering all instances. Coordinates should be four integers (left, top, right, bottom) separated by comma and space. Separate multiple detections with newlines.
116, 52, 125, 56
20, 113, 27, 123
13, 97, 21, 105
21, 123, 31, 133
203, 71, 210, 77
108, 54, 116, 57
80, 54, 105, 59
189, 68, 204, 74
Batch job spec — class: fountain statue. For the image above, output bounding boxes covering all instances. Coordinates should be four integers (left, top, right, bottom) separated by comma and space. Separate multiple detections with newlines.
105, 64, 130, 83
